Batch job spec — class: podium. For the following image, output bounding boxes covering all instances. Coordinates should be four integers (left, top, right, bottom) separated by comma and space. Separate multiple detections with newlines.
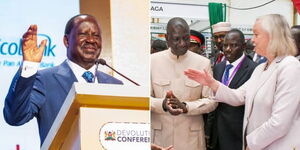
41, 83, 150, 150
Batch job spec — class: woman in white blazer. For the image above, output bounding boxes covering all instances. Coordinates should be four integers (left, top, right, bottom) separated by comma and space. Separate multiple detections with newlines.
184, 14, 300, 150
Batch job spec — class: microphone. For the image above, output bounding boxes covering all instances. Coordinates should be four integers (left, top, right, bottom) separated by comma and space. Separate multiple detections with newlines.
93, 59, 100, 83
96, 58, 140, 86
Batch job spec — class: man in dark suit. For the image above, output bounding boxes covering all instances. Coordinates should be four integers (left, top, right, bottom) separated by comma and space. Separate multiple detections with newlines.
291, 25, 300, 61
205, 29, 256, 150
3, 14, 122, 145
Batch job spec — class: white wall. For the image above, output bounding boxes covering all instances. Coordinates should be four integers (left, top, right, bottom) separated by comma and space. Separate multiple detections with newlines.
152, 0, 294, 29
228, 0, 293, 27
296, 13, 300, 25
110, 0, 150, 88
0, 1, 79, 149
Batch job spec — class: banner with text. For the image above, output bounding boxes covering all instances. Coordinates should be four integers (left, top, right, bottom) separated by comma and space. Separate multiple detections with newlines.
0, 0, 79, 149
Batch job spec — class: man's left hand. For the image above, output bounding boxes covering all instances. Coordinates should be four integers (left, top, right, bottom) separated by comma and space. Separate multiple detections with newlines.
167, 96, 188, 113
166, 103, 183, 115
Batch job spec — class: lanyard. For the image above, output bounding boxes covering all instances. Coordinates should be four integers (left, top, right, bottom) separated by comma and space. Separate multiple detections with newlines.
223, 56, 245, 86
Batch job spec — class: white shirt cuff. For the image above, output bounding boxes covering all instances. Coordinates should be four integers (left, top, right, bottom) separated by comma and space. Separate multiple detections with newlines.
21, 61, 40, 78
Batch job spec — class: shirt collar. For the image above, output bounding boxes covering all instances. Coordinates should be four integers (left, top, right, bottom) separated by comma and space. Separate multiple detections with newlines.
226, 53, 245, 67
67, 59, 96, 82
167, 48, 189, 61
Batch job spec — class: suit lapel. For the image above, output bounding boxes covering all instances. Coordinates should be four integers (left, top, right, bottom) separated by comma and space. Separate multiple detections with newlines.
245, 56, 284, 119
228, 58, 249, 88
96, 71, 106, 83
214, 61, 226, 82
53, 60, 78, 94
242, 57, 278, 143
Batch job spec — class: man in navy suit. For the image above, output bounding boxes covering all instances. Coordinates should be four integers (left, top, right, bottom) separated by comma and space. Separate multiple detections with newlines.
3, 14, 122, 145
205, 29, 256, 150
291, 25, 300, 61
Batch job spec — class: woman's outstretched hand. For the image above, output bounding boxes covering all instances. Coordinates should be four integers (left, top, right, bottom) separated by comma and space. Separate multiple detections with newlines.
184, 69, 220, 92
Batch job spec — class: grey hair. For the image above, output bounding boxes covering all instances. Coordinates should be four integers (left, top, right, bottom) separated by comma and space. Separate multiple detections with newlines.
256, 14, 297, 56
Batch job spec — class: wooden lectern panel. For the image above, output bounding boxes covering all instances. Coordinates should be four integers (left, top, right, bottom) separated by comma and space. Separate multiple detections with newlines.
41, 83, 149, 150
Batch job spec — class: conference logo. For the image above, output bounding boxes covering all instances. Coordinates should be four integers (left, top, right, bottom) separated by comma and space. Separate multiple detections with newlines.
104, 131, 116, 141
99, 122, 150, 150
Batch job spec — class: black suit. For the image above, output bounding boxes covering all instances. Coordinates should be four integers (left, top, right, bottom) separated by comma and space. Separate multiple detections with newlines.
205, 56, 257, 150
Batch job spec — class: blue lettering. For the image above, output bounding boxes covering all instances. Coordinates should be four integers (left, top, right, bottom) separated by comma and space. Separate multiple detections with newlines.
0, 42, 8, 55
16, 61, 22, 66
18, 39, 22, 55
0, 33, 56, 57
38, 34, 56, 57
3, 60, 15, 66
8, 43, 18, 55
40, 62, 54, 68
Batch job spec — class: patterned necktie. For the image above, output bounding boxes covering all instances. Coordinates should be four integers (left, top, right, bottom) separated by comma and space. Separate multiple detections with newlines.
223, 64, 233, 86
216, 53, 224, 64
82, 71, 94, 83
258, 57, 267, 64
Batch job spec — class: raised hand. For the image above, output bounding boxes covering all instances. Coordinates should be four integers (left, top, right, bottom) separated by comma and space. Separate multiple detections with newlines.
184, 69, 220, 92
22, 25, 47, 62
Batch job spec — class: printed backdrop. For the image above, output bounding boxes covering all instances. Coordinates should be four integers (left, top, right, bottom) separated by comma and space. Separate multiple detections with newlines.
0, 0, 79, 149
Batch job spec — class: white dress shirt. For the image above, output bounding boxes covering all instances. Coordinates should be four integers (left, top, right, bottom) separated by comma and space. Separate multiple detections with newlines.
21, 59, 98, 83
223, 53, 246, 85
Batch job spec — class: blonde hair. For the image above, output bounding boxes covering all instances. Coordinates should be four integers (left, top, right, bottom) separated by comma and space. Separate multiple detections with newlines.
256, 14, 297, 57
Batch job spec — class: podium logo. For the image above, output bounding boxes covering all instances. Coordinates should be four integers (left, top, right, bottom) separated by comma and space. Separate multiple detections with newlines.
100, 122, 150, 150
104, 131, 116, 141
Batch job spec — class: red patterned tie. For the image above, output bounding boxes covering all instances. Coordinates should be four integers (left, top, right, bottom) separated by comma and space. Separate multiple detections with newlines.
216, 53, 224, 64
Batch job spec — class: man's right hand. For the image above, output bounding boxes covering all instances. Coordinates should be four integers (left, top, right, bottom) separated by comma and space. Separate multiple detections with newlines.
162, 91, 183, 115
166, 104, 183, 116
22, 25, 47, 62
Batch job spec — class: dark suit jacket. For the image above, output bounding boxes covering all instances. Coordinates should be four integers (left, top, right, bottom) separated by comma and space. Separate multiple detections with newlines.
3, 60, 123, 145
206, 56, 257, 150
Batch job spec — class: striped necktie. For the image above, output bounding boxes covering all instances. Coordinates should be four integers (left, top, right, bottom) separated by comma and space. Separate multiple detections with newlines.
223, 64, 233, 86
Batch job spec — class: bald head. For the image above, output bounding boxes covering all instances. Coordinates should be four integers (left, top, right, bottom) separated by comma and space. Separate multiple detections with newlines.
65, 14, 99, 35
165, 17, 190, 56
166, 17, 189, 34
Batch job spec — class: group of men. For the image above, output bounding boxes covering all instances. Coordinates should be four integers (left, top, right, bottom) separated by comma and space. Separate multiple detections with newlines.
150, 19, 260, 150
151, 17, 300, 150
3, 13, 300, 150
